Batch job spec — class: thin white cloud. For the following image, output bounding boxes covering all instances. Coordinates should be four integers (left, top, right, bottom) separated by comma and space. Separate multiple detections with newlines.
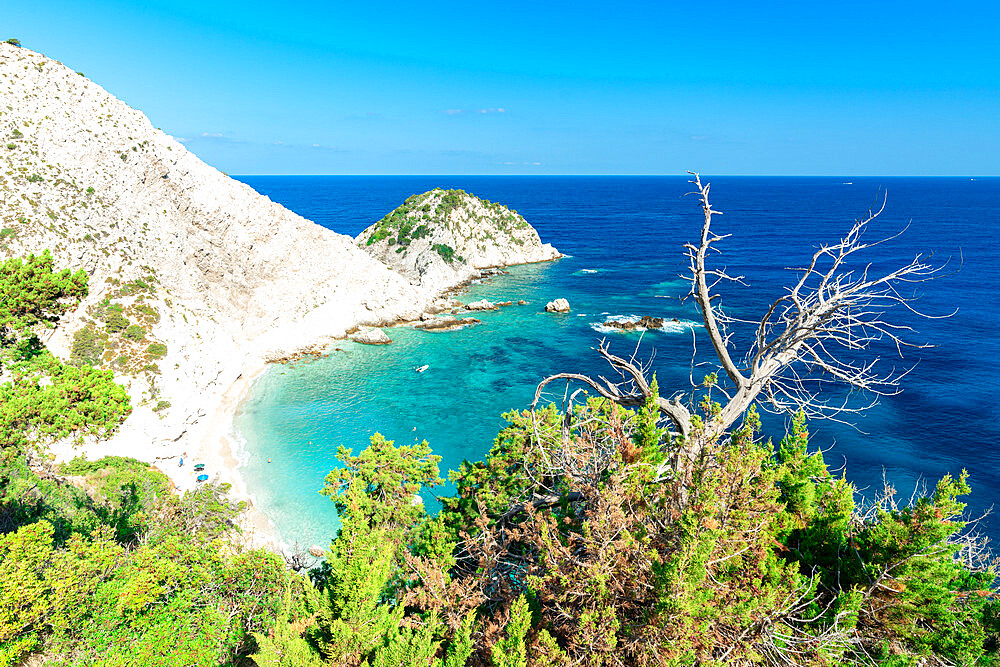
440, 107, 507, 115
201, 132, 224, 138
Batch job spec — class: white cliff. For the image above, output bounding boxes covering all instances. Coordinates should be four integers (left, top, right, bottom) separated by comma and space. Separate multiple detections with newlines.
0, 44, 430, 499
0, 44, 559, 544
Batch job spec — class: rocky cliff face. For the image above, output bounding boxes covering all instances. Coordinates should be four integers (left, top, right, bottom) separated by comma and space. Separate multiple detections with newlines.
356, 189, 560, 293
0, 43, 430, 462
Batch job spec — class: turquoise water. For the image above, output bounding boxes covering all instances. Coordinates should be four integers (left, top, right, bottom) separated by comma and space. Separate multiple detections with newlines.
236, 260, 702, 547
235, 176, 1000, 549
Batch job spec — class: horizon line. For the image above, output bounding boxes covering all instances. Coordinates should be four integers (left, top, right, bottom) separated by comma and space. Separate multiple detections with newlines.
229, 173, 998, 178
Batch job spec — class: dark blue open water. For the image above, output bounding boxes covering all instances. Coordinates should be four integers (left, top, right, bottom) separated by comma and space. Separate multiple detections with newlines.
233, 176, 1000, 548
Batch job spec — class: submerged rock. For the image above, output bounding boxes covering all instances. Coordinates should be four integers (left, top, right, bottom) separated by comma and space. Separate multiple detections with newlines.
350, 328, 392, 345
545, 298, 571, 313
413, 316, 480, 331
308, 546, 325, 557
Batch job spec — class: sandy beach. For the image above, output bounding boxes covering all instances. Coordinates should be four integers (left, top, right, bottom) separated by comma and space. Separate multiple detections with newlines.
176, 359, 281, 550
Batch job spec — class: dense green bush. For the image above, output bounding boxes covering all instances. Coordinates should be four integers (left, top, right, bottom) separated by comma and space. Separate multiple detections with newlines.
70, 324, 104, 367
432, 243, 457, 263
123, 324, 145, 341
101, 304, 129, 333
0, 251, 87, 353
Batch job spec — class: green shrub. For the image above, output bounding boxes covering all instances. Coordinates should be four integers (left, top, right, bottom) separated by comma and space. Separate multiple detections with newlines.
5, 143, 15, 150
146, 342, 167, 359
123, 324, 145, 341
102, 308, 129, 333
152, 400, 170, 412
27, 174, 43, 183
432, 243, 457, 263
132, 303, 160, 324
86, 186, 95, 195
5, 38, 20, 47
70, 324, 104, 367
0, 228, 15, 240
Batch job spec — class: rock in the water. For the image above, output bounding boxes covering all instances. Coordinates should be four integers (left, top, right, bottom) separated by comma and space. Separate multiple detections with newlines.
545, 298, 571, 313
308, 545, 325, 557
350, 328, 392, 344
356, 188, 560, 293
603, 315, 665, 331
413, 316, 480, 331
517, 300, 527, 305
466, 299, 497, 311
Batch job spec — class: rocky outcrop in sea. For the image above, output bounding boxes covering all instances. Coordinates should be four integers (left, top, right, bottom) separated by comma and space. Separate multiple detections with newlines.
356, 188, 561, 293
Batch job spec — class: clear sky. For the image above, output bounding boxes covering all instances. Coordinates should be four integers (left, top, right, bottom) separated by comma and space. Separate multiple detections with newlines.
5, 0, 998, 175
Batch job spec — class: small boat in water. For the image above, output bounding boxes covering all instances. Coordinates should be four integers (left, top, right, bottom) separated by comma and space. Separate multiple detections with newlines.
415, 365, 429, 373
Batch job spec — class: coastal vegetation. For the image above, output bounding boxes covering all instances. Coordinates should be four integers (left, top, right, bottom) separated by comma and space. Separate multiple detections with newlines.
0, 251, 301, 666
1, 176, 996, 665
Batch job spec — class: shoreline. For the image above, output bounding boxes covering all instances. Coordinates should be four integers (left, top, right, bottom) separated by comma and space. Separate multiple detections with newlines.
182, 358, 280, 550
178, 257, 565, 553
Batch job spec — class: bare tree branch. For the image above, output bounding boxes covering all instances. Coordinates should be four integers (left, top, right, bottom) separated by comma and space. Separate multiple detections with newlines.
532, 174, 949, 485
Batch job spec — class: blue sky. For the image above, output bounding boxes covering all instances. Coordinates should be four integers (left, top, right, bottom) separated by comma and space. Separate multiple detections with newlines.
6, 0, 998, 175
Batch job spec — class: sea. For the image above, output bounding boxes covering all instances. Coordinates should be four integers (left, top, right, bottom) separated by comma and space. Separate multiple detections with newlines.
232, 176, 1000, 550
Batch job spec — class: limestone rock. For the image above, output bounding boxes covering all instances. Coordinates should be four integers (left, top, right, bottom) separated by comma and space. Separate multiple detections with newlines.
466, 299, 497, 311
413, 316, 480, 331
356, 189, 560, 293
308, 546, 325, 557
350, 328, 392, 345
545, 298, 571, 313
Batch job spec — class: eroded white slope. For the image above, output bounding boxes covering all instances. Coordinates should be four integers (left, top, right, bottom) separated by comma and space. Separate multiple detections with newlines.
0, 44, 430, 481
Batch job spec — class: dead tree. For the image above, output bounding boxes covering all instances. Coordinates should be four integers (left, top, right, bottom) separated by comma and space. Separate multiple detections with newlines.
534, 173, 947, 479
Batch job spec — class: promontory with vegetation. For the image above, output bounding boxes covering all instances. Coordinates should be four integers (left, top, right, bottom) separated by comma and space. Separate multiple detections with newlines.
1, 39, 997, 667
357, 188, 560, 292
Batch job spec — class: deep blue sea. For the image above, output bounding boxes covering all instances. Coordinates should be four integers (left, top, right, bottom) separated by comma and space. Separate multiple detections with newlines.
232, 176, 1000, 550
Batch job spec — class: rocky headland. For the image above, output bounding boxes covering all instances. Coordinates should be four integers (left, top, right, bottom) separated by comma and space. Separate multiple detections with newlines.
356, 188, 561, 293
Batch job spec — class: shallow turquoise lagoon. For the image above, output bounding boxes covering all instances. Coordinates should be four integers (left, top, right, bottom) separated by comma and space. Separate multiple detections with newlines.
235, 259, 701, 548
